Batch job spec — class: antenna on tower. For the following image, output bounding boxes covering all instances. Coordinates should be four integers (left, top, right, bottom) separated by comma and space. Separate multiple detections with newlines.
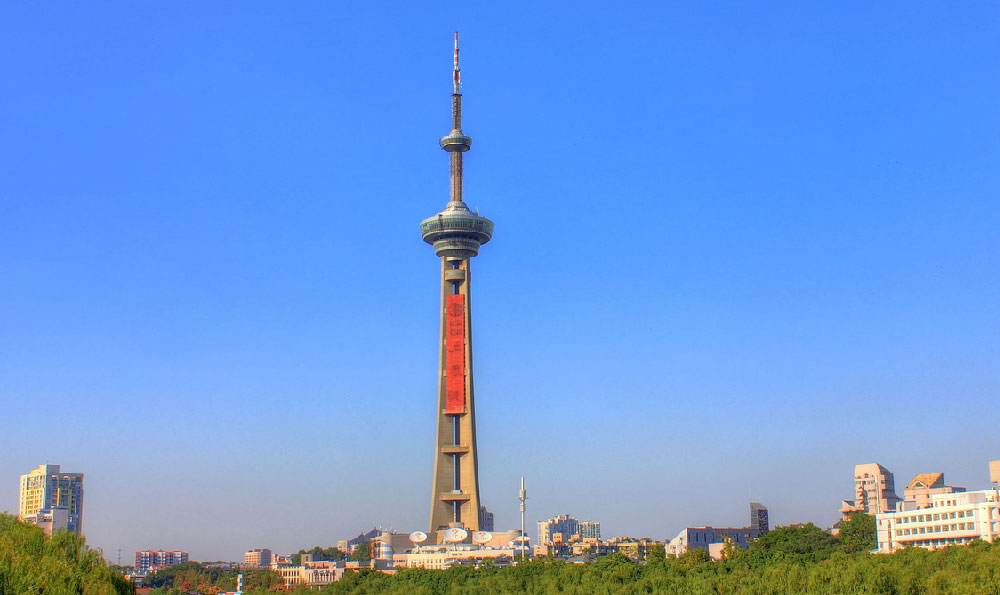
453, 31, 461, 94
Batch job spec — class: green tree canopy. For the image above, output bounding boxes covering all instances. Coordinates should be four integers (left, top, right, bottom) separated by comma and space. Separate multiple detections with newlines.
742, 523, 839, 567
349, 542, 372, 564
0, 513, 134, 595
839, 512, 877, 554
292, 546, 347, 565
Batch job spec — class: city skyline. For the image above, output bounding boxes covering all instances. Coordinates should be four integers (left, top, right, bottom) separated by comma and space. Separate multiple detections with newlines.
1, 2, 999, 561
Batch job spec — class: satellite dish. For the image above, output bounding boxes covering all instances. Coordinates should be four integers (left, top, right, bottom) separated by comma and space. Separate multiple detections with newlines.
472, 531, 492, 544
443, 527, 468, 542
409, 531, 428, 544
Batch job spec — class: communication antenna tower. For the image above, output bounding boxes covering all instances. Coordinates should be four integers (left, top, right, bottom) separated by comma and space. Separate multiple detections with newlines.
519, 477, 528, 559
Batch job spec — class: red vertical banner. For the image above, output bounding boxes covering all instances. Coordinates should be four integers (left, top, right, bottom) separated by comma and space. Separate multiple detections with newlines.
445, 294, 466, 414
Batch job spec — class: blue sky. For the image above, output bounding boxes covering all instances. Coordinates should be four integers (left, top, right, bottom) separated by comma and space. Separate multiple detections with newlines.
1, 1, 998, 561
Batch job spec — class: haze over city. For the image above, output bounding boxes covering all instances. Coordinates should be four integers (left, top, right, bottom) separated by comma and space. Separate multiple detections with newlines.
1, 1, 998, 563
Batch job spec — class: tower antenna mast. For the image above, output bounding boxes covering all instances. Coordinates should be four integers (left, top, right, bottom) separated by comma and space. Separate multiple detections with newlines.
519, 477, 528, 560
453, 31, 461, 94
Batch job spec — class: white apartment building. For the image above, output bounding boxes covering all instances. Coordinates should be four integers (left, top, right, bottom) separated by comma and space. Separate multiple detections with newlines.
876, 489, 1000, 553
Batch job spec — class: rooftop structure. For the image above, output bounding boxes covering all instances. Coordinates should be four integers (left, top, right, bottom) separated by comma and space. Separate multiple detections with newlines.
903, 473, 965, 509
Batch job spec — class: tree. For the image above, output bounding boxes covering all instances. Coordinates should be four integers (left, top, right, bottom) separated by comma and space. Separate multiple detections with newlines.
678, 547, 712, 568
720, 536, 744, 561
349, 542, 372, 564
743, 524, 839, 567
292, 546, 347, 565
838, 512, 877, 554
0, 513, 134, 595
645, 544, 666, 563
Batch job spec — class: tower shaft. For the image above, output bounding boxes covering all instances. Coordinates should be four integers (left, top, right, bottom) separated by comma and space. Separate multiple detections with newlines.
429, 256, 481, 532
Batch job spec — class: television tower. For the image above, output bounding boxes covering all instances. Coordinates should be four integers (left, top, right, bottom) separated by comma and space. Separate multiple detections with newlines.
421, 32, 494, 535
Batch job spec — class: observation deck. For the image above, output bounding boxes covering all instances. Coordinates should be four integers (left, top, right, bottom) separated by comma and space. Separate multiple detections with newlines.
420, 200, 493, 259
440, 129, 472, 152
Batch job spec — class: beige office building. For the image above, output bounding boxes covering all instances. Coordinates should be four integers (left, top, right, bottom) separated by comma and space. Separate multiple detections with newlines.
876, 489, 1000, 553
840, 463, 901, 517
244, 548, 272, 567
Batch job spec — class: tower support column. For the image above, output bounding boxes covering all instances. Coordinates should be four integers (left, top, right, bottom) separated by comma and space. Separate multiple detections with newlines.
430, 257, 481, 533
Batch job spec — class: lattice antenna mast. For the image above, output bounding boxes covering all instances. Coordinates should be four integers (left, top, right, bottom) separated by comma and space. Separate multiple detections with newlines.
453, 31, 461, 97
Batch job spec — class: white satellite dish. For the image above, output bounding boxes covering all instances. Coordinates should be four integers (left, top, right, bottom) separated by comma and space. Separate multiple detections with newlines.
409, 531, 428, 544
443, 527, 468, 542
472, 531, 492, 544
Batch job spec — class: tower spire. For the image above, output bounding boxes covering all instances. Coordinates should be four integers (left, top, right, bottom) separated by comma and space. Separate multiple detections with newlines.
440, 32, 471, 204
453, 32, 461, 96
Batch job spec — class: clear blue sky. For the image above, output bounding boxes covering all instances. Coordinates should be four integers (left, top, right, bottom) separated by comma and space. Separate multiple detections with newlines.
1, 1, 998, 562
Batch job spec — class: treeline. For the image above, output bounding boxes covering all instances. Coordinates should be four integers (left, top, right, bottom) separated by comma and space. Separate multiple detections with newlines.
292, 545, 347, 564
304, 526, 1000, 595
144, 561, 281, 594
0, 513, 133, 595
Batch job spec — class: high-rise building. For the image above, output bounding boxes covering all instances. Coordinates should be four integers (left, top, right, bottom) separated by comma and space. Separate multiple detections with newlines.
989, 460, 1000, 485
244, 548, 272, 567
839, 463, 901, 517
538, 515, 580, 545
479, 506, 495, 531
18, 464, 84, 533
750, 502, 769, 533
422, 33, 494, 536
135, 550, 189, 575
578, 521, 601, 541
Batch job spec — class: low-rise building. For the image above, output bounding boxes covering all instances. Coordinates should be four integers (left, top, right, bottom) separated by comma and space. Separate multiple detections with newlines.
399, 545, 516, 569
666, 502, 770, 559
272, 559, 395, 586
22, 506, 70, 536
876, 489, 1000, 553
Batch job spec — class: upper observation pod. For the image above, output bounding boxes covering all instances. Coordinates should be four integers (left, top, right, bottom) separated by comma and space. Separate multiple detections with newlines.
439, 130, 472, 152
440, 32, 471, 152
